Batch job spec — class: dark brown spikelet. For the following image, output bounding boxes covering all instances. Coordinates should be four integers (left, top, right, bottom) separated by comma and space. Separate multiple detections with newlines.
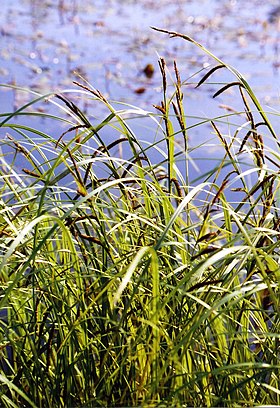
153, 104, 166, 115
55, 124, 88, 148
158, 58, 167, 94
196, 64, 226, 88
213, 82, 245, 98
22, 168, 41, 178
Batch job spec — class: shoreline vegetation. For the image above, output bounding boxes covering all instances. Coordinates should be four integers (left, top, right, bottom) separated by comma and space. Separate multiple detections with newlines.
0, 29, 279, 407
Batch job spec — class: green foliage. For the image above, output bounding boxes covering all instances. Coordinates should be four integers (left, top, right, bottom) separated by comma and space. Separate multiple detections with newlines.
0, 30, 279, 407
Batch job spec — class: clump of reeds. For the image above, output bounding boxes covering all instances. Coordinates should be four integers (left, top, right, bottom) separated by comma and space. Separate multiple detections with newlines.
0, 28, 279, 407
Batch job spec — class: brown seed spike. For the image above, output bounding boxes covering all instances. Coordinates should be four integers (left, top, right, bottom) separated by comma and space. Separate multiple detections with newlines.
196, 64, 225, 88
158, 58, 167, 94
22, 168, 41, 178
153, 104, 166, 114
173, 60, 181, 87
213, 82, 245, 98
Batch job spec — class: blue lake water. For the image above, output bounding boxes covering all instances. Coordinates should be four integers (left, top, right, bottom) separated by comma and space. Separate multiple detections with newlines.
0, 0, 280, 179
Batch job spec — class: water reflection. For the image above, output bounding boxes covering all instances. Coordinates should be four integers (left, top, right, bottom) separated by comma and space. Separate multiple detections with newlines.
0, 0, 279, 153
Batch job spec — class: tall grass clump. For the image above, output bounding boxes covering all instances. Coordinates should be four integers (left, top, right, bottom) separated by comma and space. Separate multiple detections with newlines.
0, 29, 279, 407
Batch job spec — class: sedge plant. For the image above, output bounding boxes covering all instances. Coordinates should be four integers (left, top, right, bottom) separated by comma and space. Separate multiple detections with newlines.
0, 29, 279, 407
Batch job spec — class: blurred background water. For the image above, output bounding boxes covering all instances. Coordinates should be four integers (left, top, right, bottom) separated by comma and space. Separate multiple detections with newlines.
0, 0, 279, 165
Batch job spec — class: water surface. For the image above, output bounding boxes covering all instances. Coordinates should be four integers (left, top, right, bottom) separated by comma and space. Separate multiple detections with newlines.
0, 0, 279, 162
